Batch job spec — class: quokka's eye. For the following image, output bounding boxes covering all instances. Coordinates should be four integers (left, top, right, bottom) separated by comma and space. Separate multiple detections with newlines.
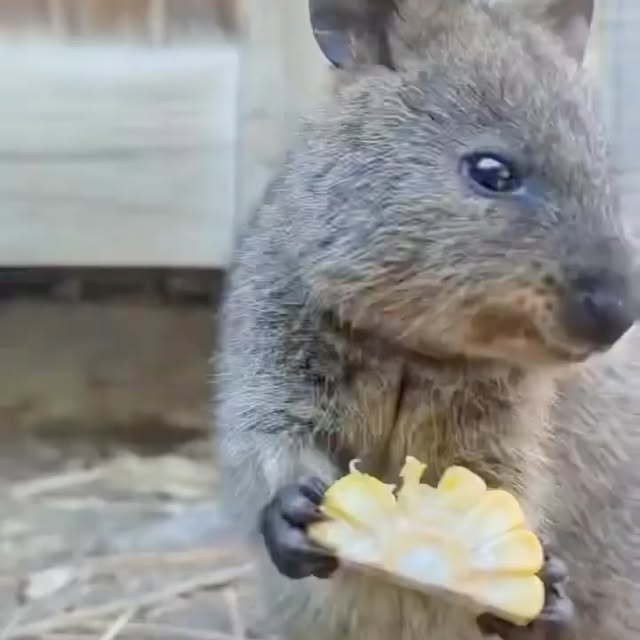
460, 152, 522, 195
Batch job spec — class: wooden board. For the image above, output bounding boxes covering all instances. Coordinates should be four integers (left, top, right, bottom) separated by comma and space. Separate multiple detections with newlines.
0, 44, 238, 267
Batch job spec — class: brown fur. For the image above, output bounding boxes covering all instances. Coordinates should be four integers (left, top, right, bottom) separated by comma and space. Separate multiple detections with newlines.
214, 0, 639, 638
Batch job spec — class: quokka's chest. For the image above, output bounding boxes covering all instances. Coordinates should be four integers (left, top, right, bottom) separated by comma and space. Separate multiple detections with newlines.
311, 360, 546, 499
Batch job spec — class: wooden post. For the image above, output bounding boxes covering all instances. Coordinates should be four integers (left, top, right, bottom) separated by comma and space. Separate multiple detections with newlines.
148, 0, 167, 46
47, 0, 67, 39
233, 0, 331, 235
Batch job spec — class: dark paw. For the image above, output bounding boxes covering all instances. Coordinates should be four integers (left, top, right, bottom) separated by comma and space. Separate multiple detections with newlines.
477, 546, 574, 639
259, 477, 338, 580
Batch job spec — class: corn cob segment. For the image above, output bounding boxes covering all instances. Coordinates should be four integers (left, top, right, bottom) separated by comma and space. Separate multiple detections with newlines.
307, 457, 545, 626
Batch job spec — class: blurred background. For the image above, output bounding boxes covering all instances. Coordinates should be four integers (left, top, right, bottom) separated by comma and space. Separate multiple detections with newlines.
0, 1, 636, 638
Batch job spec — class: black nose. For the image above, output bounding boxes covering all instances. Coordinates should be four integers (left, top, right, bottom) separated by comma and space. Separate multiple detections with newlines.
564, 276, 635, 348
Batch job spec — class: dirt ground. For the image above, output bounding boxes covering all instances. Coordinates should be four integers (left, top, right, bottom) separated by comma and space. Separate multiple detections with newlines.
0, 427, 267, 640
0, 298, 266, 640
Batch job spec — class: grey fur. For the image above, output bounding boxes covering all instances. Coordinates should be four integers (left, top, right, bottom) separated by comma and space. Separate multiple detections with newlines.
214, 0, 639, 638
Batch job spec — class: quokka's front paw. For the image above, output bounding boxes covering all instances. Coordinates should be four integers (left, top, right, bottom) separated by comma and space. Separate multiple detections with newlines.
477, 546, 574, 639
259, 477, 338, 580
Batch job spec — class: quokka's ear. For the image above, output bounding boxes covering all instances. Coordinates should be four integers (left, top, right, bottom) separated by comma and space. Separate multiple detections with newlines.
545, 0, 594, 64
309, 0, 595, 69
519, 0, 594, 64
308, 0, 400, 68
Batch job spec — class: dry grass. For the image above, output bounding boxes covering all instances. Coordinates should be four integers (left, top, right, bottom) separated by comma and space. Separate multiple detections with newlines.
0, 432, 268, 640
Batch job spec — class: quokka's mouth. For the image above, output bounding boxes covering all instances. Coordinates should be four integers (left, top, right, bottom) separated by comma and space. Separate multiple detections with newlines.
464, 305, 597, 366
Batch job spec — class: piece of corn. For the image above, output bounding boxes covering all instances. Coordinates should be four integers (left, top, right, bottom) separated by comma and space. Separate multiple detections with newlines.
308, 457, 544, 626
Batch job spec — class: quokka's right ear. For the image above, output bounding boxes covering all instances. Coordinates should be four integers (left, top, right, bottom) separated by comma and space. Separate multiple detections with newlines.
497, 0, 594, 65
541, 0, 594, 64
308, 0, 399, 68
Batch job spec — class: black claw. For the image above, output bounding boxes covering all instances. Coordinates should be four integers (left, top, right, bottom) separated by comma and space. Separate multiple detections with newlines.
259, 478, 338, 581
538, 584, 575, 627
277, 484, 327, 526
540, 554, 568, 587
299, 476, 329, 503
312, 559, 339, 579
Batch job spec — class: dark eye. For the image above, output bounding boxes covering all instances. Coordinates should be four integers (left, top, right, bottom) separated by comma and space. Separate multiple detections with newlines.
460, 152, 522, 195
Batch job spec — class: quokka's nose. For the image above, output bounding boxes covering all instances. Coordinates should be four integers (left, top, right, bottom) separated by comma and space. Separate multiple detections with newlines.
563, 272, 635, 348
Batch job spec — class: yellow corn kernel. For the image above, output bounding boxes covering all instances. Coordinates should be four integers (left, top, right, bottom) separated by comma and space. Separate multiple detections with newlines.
454, 490, 526, 541
461, 574, 545, 626
320, 460, 396, 529
437, 465, 488, 510
307, 456, 545, 626
468, 529, 543, 574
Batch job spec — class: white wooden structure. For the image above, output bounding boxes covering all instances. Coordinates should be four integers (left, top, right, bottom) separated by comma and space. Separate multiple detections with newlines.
601, 0, 640, 241
0, 1, 634, 267
0, 44, 238, 267
0, 0, 244, 267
